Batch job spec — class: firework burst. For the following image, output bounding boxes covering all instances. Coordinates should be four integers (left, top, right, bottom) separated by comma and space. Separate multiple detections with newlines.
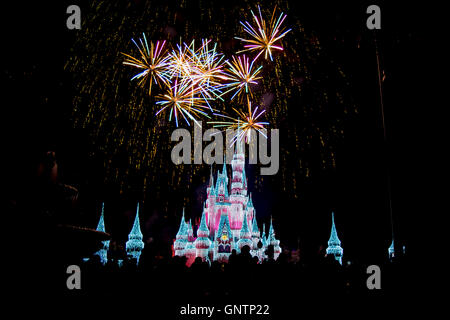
156, 79, 211, 127
223, 55, 263, 102
209, 99, 269, 145
188, 39, 228, 102
235, 6, 291, 61
121, 33, 170, 96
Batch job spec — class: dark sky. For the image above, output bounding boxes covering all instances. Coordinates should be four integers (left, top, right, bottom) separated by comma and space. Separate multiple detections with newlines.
4, 0, 428, 264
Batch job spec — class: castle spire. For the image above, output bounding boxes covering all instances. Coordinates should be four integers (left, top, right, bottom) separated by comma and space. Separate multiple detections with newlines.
94, 202, 109, 265
388, 239, 395, 261
96, 202, 106, 233
222, 154, 227, 176
194, 209, 211, 260
126, 202, 145, 265
176, 208, 187, 238
174, 208, 188, 256
240, 212, 251, 238
209, 165, 214, 188
247, 192, 254, 208
197, 209, 210, 236
326, 212, 343, 265
251, 215, 259, 235
237, 212, 253, 251
261, 223, 267, 246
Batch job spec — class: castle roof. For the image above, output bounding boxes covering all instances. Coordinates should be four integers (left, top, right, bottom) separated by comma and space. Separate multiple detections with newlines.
268, 217, 276, 242
327, 212, 341, 247
251, 215, 259, 235
197, 209, 210, 237
128, 203, 143, 240
216, 213, 232, 240
96, 202, 106, 233
240, 212, 251, 239
247, 193, 254, 208
176, 208, 188, 238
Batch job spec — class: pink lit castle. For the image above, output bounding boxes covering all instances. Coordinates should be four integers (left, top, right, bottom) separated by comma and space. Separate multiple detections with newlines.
173, 139, 281, 265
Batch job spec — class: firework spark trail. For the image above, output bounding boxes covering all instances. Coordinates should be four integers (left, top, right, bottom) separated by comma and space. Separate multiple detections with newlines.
67, 0, 356, 197
209, 99, 269, 145
235, 6, 291, 61
121, 33, 170, 96
222, 55, 263, 102
156, 78, 211, 127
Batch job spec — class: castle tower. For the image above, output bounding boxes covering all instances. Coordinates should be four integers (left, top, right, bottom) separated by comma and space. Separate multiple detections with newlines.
261, 223, 267, 247
326, 212, 343, 265
388, 239, 395, 261
126, 203, 145, 265
194, 209, 211, 261
251, 215, 260, 249
174, 208, 188, 256
187, 219, 194, 242
94, 202, 109, 265
237, 212, 253, 252
268, 217, 281, 259
207, 166, 215, 196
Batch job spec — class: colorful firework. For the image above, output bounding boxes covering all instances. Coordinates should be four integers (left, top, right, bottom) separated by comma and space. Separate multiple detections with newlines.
209, 99, 269, 145
121, 34, 170, 96
235, 6, 291, 61
67, 0, 356, 200
156, 79, 211, 127
166, 40, 196, 80
188, 39, 228, 103
223, 55, 263, 101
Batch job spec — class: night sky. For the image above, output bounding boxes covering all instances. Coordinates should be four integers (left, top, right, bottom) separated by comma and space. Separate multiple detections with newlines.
4, 0, 428, 265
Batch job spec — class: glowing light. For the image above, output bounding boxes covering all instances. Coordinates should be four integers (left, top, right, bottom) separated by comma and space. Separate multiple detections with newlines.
126, 203, 145, 265
223, 55, 262, 101
122, 33, 170, 96
235, 6, 291, 61
326, 212, 343, 265
156, 79, 211, 127
209, 99, 269, 145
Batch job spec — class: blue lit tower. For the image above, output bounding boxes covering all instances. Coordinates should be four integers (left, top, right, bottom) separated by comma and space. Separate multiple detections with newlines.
261, 223, 267, 247
251, 215, 260, 249
267, 217, 281, 259
126, 203, 145, 265
388, 239, 395, 260
174, 208, 188, 256
237, 212, 253, 252
194, 208, 211, 261
326, 212, 343, 265
94, 202, 109, 265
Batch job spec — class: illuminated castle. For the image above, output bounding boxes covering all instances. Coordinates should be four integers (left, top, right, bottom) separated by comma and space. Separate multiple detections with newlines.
173, 139, 281, 265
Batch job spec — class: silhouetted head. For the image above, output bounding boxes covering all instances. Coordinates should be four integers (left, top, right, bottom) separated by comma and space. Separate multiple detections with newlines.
241, 245, 251, 255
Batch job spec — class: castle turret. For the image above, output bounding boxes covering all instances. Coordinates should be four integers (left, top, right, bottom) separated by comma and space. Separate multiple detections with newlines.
187, 219, 194, 241
326, 212, 343, 265
207, 166, 215, 196
195, 209, 211, 261
268, 217, 281, 259
174, 208, 188, 256
388, 239, 395, 261
94, 202, 109, 265
126, 203, 145, 265
237, 212, 253, 252
261, 223, 267, 247
251, 215, 260, 248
